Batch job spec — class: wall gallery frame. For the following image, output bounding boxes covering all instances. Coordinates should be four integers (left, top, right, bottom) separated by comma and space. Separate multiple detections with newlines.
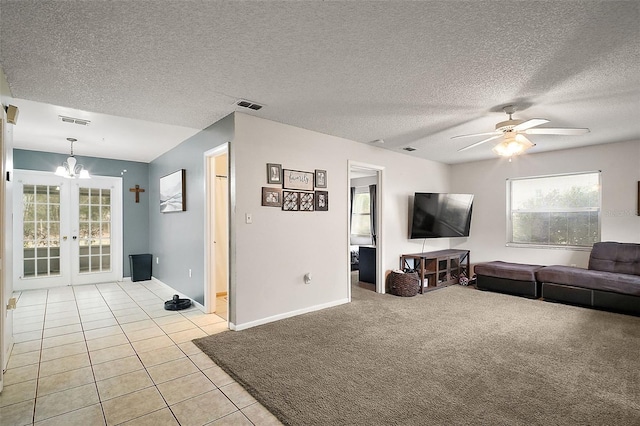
262, 187, 282, 207
160, 169, 186, 213
283, 191, 300, 211
315, 170, 327, 188
283, 169, 314, 191
637, 181, 640, 216
267, 163, 282, 184
300, 192, 314, 211
264, 163, 329, 212
315, 190, 328, 211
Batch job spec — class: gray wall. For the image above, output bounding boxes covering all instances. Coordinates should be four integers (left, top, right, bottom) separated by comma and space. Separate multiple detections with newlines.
149, 114, 234, 304
13, 149, 150, 277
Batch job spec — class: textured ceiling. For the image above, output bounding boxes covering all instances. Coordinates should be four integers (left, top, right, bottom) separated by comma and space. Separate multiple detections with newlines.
1, 1, 639, 163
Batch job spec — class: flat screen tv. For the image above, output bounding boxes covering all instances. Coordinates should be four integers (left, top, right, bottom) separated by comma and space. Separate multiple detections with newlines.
410, 193, 474, 239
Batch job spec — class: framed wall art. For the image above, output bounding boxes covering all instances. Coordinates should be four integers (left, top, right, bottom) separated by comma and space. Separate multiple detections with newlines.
283, 169, 314, 191
300, 192, 314, 211
315, 170, 327, 188
282, 191, 299, 211
315, 190, 328, 211
262, 187, 282, 207
160, 169, 186, 213
267, 163, 282, 184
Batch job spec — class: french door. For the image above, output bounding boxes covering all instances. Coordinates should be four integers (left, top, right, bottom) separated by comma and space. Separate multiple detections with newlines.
13, 170, 122, 290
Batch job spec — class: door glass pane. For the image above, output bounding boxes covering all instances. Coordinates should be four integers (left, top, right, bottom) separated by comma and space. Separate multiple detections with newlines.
78, 187, 112, 273
22, 184, 61, 278
79, 188, 90, 205
79, 256, 90, 273
79, 222, 89, 238
50, 258, 60, 274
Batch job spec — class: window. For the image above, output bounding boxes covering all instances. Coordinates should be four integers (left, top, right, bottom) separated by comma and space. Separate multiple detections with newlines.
351, 191, 371, 237
507, 172, 601, 248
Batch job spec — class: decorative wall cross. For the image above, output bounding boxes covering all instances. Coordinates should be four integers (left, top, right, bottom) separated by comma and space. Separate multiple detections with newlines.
129, 184, 145, 203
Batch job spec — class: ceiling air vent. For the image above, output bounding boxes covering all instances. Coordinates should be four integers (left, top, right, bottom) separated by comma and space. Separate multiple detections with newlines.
403, 147, 417, 152
236, 99, 264, 111
59, 115, 91, 126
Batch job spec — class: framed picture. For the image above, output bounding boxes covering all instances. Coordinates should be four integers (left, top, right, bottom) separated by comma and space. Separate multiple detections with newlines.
637, 181, 639, 216
160, 169, 186, 213
315, 190, 328, 211
267, 163, 282, 184
315, 170, 327, 188
300, 192, 314, 211
283, 169, 314, 191
282, 191, 299, 211
262, 187, 282, 207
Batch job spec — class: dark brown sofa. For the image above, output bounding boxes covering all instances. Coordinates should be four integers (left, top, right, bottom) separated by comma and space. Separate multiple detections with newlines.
537, 242, 640, 315
475, 261, 543, 298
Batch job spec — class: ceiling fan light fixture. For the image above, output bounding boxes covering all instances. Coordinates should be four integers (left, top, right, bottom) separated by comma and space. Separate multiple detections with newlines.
492, 133, 534, 157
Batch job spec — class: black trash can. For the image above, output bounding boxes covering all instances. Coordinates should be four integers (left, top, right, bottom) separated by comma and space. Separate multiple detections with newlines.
129, 254, 152, 282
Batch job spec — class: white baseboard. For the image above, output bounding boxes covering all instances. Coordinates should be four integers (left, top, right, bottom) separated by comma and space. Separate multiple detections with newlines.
150, 277, 206, 312
146, 278, 349, 332
231, 298, 350, 331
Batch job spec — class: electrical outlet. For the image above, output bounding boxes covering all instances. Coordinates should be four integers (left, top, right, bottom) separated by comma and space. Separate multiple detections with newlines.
156, 257, 159, 264
188, 269, 192, 278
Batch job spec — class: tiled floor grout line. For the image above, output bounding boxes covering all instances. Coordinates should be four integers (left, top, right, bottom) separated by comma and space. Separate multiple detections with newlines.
73, 284, 109, 426
25, 290, 45, 426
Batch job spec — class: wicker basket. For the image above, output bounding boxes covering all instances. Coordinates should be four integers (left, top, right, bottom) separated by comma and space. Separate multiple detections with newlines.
389, 271, 420, 297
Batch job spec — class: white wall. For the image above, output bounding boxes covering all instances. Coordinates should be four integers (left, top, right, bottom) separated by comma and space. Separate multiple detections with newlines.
232, 113, 451, 327
450, 140, 640, 268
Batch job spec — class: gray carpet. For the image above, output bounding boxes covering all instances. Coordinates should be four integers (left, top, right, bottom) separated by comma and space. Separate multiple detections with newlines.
193, 284, 640, 425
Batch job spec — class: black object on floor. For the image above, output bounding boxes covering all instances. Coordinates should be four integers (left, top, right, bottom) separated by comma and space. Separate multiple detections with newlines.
129, 254, 152, 282
165, 294, 192, 311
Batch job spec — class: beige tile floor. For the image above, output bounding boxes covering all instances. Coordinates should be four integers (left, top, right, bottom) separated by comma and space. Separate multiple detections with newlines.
0, 280, 282, 426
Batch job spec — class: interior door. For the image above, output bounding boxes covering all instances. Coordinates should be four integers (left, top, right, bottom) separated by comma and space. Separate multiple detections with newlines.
71, 178, 122, 285
13, 171, 122, 290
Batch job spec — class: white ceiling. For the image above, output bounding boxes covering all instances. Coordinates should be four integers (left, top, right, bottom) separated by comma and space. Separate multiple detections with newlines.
0, 1, 638, 164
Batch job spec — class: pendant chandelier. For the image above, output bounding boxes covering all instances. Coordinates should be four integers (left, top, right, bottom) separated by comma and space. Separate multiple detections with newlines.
55, 137, 90, 179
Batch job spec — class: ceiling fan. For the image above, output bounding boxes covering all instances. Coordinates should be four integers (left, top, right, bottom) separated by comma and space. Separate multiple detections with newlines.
453, 106, 590, 157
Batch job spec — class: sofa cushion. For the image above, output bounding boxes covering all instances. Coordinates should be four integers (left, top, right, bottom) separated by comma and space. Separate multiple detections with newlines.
588, 241, 640, 276
474, 261, 542, 282
537, 265, 640, 296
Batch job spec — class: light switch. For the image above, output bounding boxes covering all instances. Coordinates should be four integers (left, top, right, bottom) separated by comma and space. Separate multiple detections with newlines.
245, 213, 252, 224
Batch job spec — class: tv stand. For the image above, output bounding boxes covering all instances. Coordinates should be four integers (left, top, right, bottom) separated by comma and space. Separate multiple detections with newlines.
400, 249, 470, 293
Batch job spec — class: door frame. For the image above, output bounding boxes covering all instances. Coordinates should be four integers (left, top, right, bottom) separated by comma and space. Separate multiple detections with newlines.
348, 161, 385, 298
12, 170, 123, 290
203, 144, 230, 316
0, 116, 10, 390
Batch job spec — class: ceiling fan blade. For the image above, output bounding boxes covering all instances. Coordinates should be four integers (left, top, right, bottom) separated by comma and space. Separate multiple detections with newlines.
512, 118, 549, 131
516, 134, 534, 146
451, 131, 501, 140
524, 127, 590, 135
458, 135, 502, 152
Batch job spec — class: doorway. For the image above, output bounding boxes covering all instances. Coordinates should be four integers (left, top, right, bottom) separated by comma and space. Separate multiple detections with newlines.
204, 145, 229, 319
348, 161, 384, 296
12, 170, 123, 290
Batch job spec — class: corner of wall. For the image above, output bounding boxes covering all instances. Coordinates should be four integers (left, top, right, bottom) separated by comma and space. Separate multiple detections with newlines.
0, 65, 13, 106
